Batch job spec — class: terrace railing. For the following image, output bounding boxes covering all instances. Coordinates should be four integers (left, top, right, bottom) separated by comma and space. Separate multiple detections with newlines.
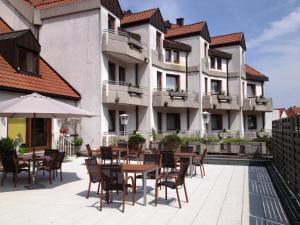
57, 135, 75, 157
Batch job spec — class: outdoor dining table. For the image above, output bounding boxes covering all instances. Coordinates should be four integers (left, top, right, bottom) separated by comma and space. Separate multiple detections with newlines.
122, 164, 160, 206
175, 152, 196, 178
112, 147, 129, 163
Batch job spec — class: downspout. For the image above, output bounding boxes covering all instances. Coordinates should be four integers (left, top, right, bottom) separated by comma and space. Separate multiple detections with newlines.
186, 52, 190, 130
226, 59, 229, 95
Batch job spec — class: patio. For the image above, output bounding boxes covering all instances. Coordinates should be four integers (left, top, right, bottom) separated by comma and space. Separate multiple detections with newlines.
0, 158, 289, 225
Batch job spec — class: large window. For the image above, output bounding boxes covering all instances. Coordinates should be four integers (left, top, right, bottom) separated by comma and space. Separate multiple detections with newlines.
166, 74, 179, 91
165, 49, 171, 62
108, 14, 115, 30
174, 51, 179, 63
119, 66, 126, 83
157, 112, 162, 133
217, 58, 222, 70
119, 111, 126, 132
157, 71, 162, 90
108, 110, 116, 132
211, 114, 223, 130
211, 79, 222, 95
18, 48, 38, 75
167, 113, 181, 131
108, 62, 116, 81
247, 84, 256, 97
210, 57, 215, 69
32, 118, 50, 147
247, 115, 257, 130
156, 32, 161, 50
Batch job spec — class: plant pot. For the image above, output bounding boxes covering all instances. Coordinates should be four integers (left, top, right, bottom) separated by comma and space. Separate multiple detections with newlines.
74, 146, 82, 157
19, 147, 26, 155
206, 143, 221, 153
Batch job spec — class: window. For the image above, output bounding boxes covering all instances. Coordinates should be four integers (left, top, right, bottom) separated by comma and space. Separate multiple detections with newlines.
31, 118, 50, 147
211, 79, 222, 95
108, 14, 115, 30
166, 74, 179, 91
174, 51, 180, 63
247, 84, 256, 97
119, 111, 126, 132
165, 49, 171, 62
156, 32, 161, 50
108, 62, 116, 81
204, 43, 208, 57
119, 66, 126, 84
211, 114, 223, 130
217, 58, 222, 70
247, 115, 257, 130
108, 110, 116, 132
205, 77, 208, 95
167, 113, 181, 131
210, 57, 215, 69
157, 112, 162, 133
18, 48, 38, 75
157, 71, 162, 90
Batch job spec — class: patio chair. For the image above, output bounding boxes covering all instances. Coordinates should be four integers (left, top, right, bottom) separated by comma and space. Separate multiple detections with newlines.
100, 146, 115, 164
86, 144, 101, 158
128, 143, 144, 164
38, 151, 57, 184
134, 154, 161, 192
181, 145, 194, 153
100, 164, 135, 213
1, 150, 30, 187
85, 157, 101, 199
52, 151, 65, 181
117, 142, 129, 163
155, 158, 189, 209
193, 149, 207, 177
160, 151, 176, 174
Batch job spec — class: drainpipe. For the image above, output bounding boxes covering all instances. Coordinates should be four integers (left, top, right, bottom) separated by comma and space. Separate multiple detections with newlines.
261, 81, 264, 97
186, 52, 190, 130
226, 59, 229, 96
135, 64, 138, 86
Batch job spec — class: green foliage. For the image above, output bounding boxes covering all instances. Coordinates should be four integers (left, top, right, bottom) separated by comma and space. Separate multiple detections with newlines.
0, 137, 16, 152
128, 133, 146, 146
151, 128, 157, 141
161, 133, 183, 146
202, 136, 220, 144
181, 136, 203, 145
223, 137, 249, 144
74, 136, 83, 146
253, 135, 272, 150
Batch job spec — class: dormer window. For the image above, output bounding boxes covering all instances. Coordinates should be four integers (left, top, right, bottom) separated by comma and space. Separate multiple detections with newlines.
18, 47, 38, 75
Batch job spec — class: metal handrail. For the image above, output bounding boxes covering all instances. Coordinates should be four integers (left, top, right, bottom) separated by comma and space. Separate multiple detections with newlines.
103, 80, 147, 90
57, 135, 75, 157
153, 88, 199, 94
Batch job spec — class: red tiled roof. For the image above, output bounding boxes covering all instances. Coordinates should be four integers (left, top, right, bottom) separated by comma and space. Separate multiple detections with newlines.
166, 22, 205, 38
0, 18, 80, 100
245, 64, 268, 81
23, 0, 80, 9
121, 8, 157, 26
211, 32, 243, 46
286, 106, 300, 117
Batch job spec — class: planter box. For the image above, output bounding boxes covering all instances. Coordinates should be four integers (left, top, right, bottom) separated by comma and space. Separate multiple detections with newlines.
228, 143, 241, 154
169, 91, 188, 99
206, 143, 221, 153
256, 98, 268, 104
128, 86, 143, 95
217, 95, 232, 102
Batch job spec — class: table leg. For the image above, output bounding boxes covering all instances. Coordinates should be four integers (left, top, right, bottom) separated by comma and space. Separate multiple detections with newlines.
143, 171, 147, 206
189, 156, 193, 178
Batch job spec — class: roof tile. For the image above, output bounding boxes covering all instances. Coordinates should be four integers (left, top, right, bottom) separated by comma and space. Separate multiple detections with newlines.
211, 32, 243, 46
121, 8, 157, 26
166, 22, 205, 38
23, 0, 80, 9
245, 64, 269, 81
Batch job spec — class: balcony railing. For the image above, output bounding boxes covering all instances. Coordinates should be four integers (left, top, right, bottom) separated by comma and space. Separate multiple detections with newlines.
243, 97, 272, 112
202, 93, 240, 110
152, 89, 200, 108
102, 81, 148, 106
102, 29, 149, 64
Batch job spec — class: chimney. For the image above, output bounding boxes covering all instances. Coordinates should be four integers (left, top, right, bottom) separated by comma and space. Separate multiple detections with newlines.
176, 18, 184, 26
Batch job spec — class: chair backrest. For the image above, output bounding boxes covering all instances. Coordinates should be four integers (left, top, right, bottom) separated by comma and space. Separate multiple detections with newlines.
117, 142, 128, 148
1, 151, 17, 173
85, 158, 101, 183
200, 148, 208, 161
54, 151, 65, 169
100, 164, 124, 191
160, 151, 176, 169
177, 158, 190, 186
195, 144, 201, 155
44, 149, 57, 157
143, 154, 161, 166
181, 145, 194, 153
100, 146, 113, 160
86, 144, 93, 157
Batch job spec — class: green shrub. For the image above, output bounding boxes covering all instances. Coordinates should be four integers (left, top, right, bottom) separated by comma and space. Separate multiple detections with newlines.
74, 137, 83, 146
253, 135, 272, 151
181, 136, 203, 145
161, 133, 183, 146
0, 137, 16, 152
128, 133, 146, 147
202, 136, 220, 144
223, 137, 249, 144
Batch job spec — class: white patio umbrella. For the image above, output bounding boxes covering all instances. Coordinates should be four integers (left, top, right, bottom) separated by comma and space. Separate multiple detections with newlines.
0, 93, 97, 189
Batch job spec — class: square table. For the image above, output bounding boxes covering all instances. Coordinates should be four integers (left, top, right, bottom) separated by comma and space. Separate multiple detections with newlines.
175, 152, 196, 178
122, 164, 159, 206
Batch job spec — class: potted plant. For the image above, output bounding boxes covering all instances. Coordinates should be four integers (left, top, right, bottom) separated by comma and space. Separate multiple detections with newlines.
19, 144, 27, 155
74, 136, 83, 156
128, 132, 146, 152
203, 136, 221, 153
0, 137, 16, 153
161, 133, 182, 152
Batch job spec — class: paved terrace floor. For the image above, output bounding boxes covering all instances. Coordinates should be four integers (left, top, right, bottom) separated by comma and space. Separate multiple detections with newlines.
0, 158, 290, 225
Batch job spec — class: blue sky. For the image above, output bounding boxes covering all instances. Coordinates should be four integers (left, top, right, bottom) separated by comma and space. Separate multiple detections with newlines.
119, 0, 300, 108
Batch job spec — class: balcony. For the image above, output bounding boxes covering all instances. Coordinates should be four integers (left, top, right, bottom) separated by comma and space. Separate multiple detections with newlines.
202, 93, 240, 110
152, 89, 199, 109
102, 81, 148, 106
102, 29, 149, 64
151, 50, 186, 72
243, 97, 272, 112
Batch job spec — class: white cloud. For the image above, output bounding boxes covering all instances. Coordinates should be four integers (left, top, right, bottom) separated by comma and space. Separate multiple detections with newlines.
248, 6, 300, 48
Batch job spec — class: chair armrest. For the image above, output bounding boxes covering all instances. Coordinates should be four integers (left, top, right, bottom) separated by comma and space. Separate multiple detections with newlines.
165, 171, 179, 181
126, 176, 135, 186
155, 174, 165, 185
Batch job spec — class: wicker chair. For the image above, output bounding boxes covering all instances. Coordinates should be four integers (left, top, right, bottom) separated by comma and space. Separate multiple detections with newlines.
1, 151, 30, 187
86, 144, 101, 158
100, 165, 135, 212
193, 149, 207, 177
155, 158, 190, 209
85, 157, 101, 199
181, 145, 194, 153
160, 151, 176, 174
52, 151, 65, 181
128, 143, 144, 164
117, 142, 129, 163
100, 146, 115, 164
38, 152, 57, 184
